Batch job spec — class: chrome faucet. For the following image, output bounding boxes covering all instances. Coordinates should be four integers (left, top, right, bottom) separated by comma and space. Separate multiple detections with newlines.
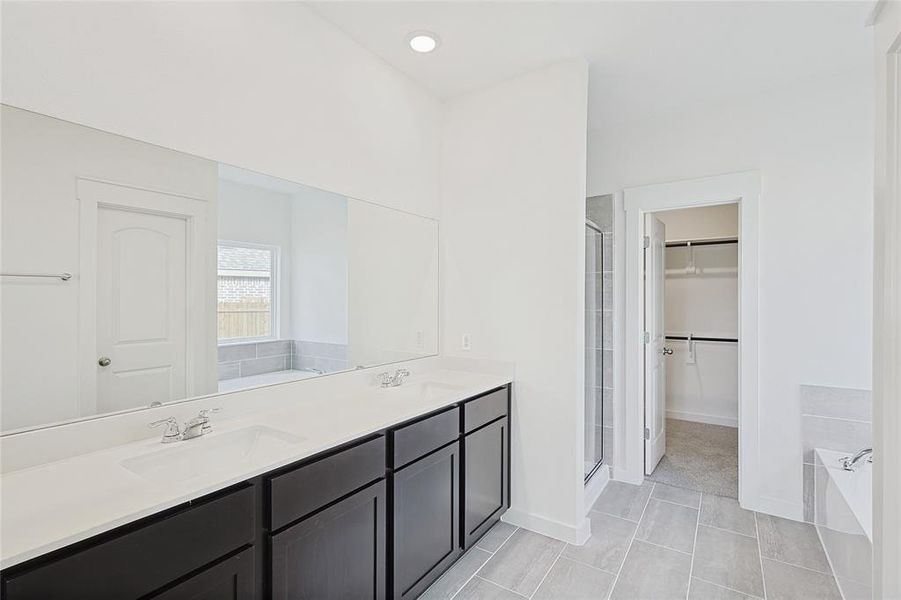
840, 447, 873, 471
376, 368, 411, 388
149, 408, 221, 443
149, 417, 182, 443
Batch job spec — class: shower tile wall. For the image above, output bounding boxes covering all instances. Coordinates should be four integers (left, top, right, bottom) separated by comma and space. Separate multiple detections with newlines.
801, 384, 872, 522
587, 194, 615, 469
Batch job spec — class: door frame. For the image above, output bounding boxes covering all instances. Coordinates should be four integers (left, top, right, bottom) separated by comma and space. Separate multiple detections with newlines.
872, 1, 901, 594
77, 177, 213, 417
621, 171, 761, 512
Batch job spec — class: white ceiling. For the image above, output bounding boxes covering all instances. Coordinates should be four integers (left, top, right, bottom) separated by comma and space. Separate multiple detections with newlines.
310, 1, 873, 131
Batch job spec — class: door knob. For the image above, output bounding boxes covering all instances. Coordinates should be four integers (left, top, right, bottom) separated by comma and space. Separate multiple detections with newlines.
98, 356, 112, 367
662, 347, 674, 356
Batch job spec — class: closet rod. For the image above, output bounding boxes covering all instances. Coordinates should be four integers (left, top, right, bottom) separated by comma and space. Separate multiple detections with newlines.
665, 238, 737, 248
665, 335, 738, 343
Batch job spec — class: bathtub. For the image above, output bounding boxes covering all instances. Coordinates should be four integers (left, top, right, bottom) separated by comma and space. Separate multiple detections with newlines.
218, 368, 322, 393
814, 447, 872, 600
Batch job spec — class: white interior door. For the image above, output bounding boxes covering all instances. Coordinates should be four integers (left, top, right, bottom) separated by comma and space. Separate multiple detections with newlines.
644, 213, 668, 474
96, 206, 188, 412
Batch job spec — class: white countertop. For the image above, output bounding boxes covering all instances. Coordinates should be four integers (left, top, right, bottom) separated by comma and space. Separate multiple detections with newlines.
0, 368, 511, 570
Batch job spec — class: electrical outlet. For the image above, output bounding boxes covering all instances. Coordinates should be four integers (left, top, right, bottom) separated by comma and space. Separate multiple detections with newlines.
461, 333, 471, 351
416, 330, 424, 349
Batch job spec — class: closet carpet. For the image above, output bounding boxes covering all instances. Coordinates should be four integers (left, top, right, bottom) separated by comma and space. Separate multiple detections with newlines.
648, 418, 738, 498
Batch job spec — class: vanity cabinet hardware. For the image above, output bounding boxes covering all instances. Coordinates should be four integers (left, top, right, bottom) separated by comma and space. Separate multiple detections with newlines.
391, 441, 461, 600
1, 484, 254, 600
149, 547, 255, 600
462, 387, 508, 433
269, 435, 386, 531
270, 480, 386, 600
97, 356, 112, 367
391, 406, 459, 468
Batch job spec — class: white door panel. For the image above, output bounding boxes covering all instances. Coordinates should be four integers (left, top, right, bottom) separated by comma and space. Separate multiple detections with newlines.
97, 207, 187, 412
645, 214, 667, 475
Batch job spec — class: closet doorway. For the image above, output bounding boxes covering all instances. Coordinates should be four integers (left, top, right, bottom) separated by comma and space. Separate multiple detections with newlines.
644, 204, 740, 497
622, 171, 760, 511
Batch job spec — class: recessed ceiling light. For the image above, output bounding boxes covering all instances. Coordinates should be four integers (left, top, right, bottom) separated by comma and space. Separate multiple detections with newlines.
408, 31, 439, 54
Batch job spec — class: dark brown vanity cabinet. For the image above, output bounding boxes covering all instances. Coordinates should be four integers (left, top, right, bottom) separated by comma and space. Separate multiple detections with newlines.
271, 480, 387, 599
0, 384, 511, 600
461, 387, 511, 550
268, 435, 388, 600
1, 484, 256, 600
390, 407, 462, 599
151, 548, 255, 600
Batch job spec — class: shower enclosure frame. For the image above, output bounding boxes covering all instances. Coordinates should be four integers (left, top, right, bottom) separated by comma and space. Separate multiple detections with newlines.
584, 219, 606, 483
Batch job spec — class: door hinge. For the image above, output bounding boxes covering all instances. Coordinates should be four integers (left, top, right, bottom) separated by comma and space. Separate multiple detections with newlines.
642, 235, 650, 249
644, 427, 650, 440
642, 331, 650, 344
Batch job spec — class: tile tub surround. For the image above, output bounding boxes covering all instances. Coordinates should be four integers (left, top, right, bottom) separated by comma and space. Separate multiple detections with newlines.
814, 448, 873, 600
292, 340, 349, 374
424, 480, 841, 599
0, 363, 512, 570
801, 384, 872, 522
217, 339, 348, 380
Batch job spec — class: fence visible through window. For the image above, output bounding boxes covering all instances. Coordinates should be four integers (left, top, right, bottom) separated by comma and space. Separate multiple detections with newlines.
217, 243, 276, 340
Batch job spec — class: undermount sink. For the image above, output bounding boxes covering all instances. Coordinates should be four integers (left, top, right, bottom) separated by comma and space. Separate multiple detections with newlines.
380, 380, 466, 401
121, 426, 304, 484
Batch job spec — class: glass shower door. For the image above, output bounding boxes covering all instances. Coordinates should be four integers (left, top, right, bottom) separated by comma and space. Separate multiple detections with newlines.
585, 222, 605, 481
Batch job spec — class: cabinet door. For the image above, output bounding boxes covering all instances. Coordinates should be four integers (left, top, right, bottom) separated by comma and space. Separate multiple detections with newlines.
271, 480, 386, 600
392, 442, 461, 600
151, 548, 254, 600
463, 417, 509, 550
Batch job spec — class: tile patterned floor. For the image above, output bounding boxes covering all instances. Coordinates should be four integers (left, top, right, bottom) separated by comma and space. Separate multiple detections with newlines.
420, 481, 842, 600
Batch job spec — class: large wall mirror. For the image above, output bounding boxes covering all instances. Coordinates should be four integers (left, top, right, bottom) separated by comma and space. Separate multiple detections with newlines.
0, 105, 439, 434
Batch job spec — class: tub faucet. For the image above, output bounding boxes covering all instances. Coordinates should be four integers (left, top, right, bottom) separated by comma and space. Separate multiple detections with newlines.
840, 448, 873, 471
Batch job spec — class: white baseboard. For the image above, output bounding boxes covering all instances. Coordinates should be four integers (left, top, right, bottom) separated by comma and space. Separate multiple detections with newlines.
744, 494, 804, 522
502, 508, 591, 545
667, 409, 737, 428
584, 465, 610, 514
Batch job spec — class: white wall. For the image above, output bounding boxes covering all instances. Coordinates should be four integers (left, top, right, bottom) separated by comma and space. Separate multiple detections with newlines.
1, 1, 441, 219
589, 70, 874, 516
0, 106, 218, 431
218, 179, 294, 340
290, 190, 349, 346
441, 60, 590, 542
346, 200, 439, 368
659, 206, 739, 427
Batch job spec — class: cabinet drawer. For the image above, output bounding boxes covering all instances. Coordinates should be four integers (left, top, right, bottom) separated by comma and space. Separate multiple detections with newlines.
392, 407, 459, 468
270, 436, 385, 531
271, 480, 386, 600
150, 547, 255, 599
463, 387, 508, 433
2, 484, 254, 600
